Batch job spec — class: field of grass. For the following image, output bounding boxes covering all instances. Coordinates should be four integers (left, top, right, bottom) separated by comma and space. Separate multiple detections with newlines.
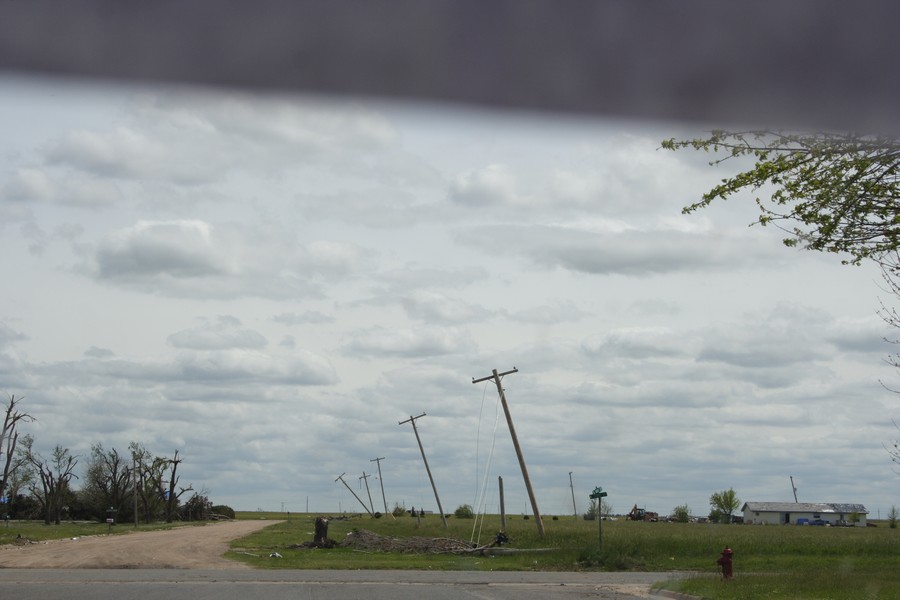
0, 518, 208, 546
230, 512, 900, 599
4, 512, 897, 598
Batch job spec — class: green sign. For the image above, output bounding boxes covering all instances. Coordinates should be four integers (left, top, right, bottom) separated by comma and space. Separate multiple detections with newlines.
589, 486, 608, 499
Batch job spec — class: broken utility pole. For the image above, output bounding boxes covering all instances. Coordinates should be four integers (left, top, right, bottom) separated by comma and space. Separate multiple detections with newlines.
335, 472, 374, 517
472, 367, 545, 537
370, 456, 392, 518
399, 413, 448, 528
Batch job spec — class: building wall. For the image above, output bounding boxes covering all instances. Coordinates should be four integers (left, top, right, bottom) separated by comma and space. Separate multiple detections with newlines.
743, 509, 867, 526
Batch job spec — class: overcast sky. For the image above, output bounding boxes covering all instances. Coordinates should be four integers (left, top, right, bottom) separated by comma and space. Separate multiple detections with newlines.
0, 75, 897, 520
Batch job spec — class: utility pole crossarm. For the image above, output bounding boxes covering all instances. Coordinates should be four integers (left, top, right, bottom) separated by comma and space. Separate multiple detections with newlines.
398, 412, 426, 426
472, 367, 517, 384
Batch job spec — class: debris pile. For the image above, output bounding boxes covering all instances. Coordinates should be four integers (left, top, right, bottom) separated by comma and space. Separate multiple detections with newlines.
339, 529, 479, 554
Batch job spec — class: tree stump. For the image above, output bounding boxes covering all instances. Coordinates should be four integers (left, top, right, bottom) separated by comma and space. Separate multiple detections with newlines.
314, 516, 329, 545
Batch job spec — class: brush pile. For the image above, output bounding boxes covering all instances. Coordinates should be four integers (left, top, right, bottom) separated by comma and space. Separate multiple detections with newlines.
339, 529, 481, 554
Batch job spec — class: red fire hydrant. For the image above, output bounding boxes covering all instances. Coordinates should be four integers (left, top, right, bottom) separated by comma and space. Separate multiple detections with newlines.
716, 546, 734, 579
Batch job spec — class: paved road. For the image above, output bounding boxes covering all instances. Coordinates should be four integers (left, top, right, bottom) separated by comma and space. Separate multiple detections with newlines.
0, 569, 687, 599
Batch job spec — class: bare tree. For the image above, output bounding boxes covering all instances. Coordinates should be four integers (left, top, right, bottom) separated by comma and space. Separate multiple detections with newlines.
129, 443, 193, 523
83, 443, 133, 520
1, 393, 33, 502
161, 450, 193, 523
129, 442, 161, 523
21, 437, 79, 524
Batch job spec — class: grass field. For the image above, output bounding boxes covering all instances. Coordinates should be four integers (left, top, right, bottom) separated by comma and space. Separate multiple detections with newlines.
0, 518, 208, 545
230, 512, 900, 599
4, 513, 897, 598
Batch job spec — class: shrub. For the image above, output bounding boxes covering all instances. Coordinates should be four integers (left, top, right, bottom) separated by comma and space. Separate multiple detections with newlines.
672, 504, 691, 523
454, 504, 474, 518
391, 503, 407, 517
889, 505, 899, 529
211, 505, 235, 519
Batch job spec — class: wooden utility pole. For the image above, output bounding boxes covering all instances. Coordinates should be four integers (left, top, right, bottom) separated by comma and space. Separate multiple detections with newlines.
132, 454, 138, 529
370, 456, 392, 517
569, 472, 577, 518
335, 473, 374, 517
472, 367, 544, 537
359, 471, 375, 514
399, 413, 448, 528
498, 476, 506, 530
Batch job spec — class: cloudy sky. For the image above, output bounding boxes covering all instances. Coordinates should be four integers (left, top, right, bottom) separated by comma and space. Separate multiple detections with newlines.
0, 74, 897, 520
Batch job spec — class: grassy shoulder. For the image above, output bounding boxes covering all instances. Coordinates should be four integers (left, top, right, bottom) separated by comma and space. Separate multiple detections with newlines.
230, 512, 900, 598
0, 518, 210, 545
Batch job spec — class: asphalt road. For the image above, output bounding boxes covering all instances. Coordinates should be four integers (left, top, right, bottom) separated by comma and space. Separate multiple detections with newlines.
0, 569, 686, 599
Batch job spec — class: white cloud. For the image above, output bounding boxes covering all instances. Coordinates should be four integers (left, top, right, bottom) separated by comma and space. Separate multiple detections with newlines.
400, 291, 493, 324
0, 322, 27, 347
510, 301, 590, 324
459, 223, 780, 276
3, 168, 55, 203
168, 316, 268, 351
95, 220, 231, 279
84, 346, 115, 358
448, 164, 519, 207
581, 326, 689, 360
0, 80, 895, 518
343, 325, 477, 358
272, 311, 335, 325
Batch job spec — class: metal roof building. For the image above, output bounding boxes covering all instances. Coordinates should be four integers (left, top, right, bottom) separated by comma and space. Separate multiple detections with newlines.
742, 502, 868, 527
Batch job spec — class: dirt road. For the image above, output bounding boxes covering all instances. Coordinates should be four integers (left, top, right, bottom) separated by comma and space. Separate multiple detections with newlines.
0, 520, 280, 569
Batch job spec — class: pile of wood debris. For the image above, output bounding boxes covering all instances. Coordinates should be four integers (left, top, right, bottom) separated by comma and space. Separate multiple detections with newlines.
339, 529, 484, 554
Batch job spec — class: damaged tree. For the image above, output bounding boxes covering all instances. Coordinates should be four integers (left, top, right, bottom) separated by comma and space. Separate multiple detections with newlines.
129, 443, 193, 523
20, 437, 79, 525
82, 443, 133, 521
0, 393, 33, 503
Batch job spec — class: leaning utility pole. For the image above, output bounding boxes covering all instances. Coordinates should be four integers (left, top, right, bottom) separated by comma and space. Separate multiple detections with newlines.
370, 456, 392, 517
399, 413, 448, 528
335, 473, 374, 517
359, 471, 375, 514
569, 472, 577, 518
472, 367, 544, 537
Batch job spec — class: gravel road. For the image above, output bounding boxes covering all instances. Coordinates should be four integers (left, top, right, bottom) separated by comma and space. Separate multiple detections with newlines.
0, 519, 280, 569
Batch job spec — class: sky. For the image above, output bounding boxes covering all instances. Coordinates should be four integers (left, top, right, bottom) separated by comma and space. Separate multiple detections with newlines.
0, 74, 897, 520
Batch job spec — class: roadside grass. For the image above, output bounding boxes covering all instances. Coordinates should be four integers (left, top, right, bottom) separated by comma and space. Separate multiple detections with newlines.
672, 569, 900, 600
0, 519, 209, 545
230, 513, 900, 598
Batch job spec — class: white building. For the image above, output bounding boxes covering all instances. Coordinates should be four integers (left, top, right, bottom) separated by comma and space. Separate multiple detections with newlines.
741, 502, 868, 526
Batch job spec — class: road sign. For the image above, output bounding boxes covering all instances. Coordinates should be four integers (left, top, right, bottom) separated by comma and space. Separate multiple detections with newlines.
589, 486, 607, 499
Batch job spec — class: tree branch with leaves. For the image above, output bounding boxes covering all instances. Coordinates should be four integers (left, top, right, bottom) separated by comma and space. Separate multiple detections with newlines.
663, 130, 900, 266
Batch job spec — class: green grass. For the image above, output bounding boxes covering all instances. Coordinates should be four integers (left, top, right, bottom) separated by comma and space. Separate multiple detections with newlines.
0, 519, 209, 545
229, 513, 900, 598
7, 513, 897, 598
